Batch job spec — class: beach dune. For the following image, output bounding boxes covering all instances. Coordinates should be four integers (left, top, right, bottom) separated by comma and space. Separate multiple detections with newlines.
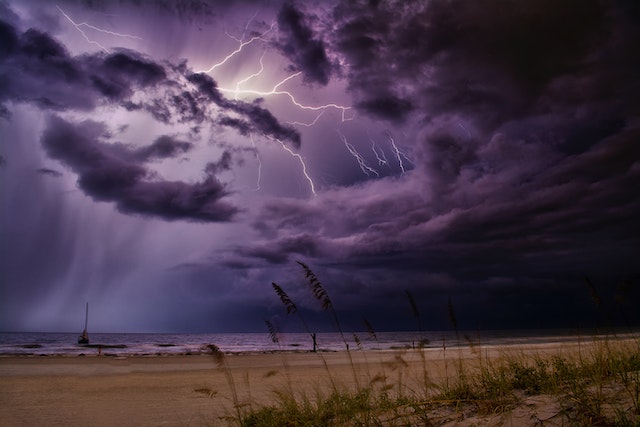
0, 341, 634, 426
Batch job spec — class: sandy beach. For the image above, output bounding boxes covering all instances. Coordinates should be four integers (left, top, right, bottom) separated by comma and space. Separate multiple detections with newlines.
0, 340, 636, 426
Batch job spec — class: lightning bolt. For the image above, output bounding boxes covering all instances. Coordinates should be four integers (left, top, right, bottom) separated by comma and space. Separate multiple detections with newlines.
269, 137, 316, 195
288, 109, 326, 127
197, 12, 354, 126
194, 14, 330, 197
197, 14, 275, 74
226, 10, 260, 44
337, 131, 379, 177
385, 130, 413, 175
219, 73, 352, 121
57, 6, 142, 54
219, 58, 356, 192
233, 50, 267, 100
370, 136, 389, 167
196, 15, 357, 194
249, 134, 262, 191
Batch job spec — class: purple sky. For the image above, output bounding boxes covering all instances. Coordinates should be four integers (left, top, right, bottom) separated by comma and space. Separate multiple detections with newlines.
1, 0, 639, 333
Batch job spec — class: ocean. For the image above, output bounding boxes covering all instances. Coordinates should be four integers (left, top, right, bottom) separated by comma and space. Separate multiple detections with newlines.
2, 329, 637, 357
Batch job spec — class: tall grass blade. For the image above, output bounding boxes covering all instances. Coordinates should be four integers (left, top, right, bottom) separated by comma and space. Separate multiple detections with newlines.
270, 276, 338, 390
265, 319, 279, 344
205, 343, 242, 421
296, 260, 360, 389
364, 317, 377, 341
272, 282, 297, 315
297, 260, 333, 310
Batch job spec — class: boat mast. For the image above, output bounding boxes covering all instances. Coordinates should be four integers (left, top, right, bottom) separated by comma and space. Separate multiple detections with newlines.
78, 302, 90, 344
83, 302, 89, 331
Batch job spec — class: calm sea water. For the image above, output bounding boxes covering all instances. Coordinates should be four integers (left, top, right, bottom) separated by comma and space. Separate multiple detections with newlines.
1, 329, 637, 356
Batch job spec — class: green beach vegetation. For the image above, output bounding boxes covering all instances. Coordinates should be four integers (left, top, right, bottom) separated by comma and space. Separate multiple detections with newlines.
201, 263, 640, 426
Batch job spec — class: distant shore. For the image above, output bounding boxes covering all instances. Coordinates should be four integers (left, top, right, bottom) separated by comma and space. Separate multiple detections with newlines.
2, 336, 638, 426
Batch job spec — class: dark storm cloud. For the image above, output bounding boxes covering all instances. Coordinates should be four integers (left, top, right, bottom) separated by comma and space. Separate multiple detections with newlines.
170, 91, 206, 124
417, 0, 605, 116
251, 122, 639, 271
330, 0, 625, 127
204, 150, 232, 175
186, 72, 301, 147
237, 233, 322, 265
0, 19, 169, 111
0, 16, 301, 145
0, 13, 303, 225
41, 116, 237, 222
3, 0, 640, 333
355, 95, 413, 123
103, 51, 167, 85
218, 116, 252, 136
185, 72, 226, 105
275, 2, 332, 86
36, 167, 63, 177
171, 76, 302, 145
133, 135, 193, 161
242, 144, 639, 328
227, 100, 301, 148
0, 25, 95, 110
117, 178, 236, 222
0, 18, 19, 55
232, 0, 640, 328
89, 50, 167, 100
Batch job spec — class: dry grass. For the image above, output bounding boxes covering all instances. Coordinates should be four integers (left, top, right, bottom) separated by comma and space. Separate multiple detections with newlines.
223, 338, 640, 426
204, 264, 640, 426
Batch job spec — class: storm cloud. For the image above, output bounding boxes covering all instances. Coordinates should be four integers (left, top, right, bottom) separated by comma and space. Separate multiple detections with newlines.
41, 116, 237, 222
276, 2, 332, 86
1, 0, 638, 333
230, 0, 640, 327
329, 0, 624, 127
0, 15, 302, 223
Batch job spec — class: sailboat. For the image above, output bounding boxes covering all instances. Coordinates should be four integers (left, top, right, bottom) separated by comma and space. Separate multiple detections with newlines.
78, 302, 89, 345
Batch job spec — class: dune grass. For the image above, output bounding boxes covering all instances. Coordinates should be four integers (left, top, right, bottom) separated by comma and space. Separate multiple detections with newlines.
227, 338, 640, 426
204, 265, 640, 426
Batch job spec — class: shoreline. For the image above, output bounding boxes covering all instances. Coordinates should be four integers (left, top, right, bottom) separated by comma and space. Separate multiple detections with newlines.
2, 337, 638, 426
3, 329, 638, 359
3, 328, 639, 354
2, 338, 637, 382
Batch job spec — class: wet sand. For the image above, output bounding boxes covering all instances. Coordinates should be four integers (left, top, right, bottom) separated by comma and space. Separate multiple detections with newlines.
0, 340, 629, 426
